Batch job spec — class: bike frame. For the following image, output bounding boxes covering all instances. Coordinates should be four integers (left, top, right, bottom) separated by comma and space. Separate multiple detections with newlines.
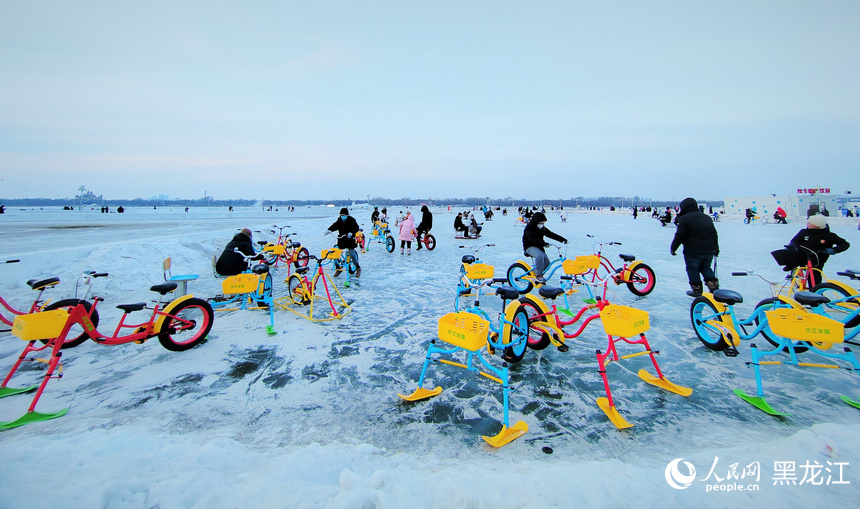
276, 253, 352, 321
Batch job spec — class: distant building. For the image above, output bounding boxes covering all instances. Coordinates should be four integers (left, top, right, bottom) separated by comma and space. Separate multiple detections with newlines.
726, 188, 858, 218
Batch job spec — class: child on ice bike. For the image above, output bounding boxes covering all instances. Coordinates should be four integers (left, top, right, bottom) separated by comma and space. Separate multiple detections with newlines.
522, 212, 567, 284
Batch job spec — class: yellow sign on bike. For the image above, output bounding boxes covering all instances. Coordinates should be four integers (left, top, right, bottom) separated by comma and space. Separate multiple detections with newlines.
222, 273, 262, 294
12, 309, 70, 341
562, 255, 600, 276
437, 312, 490, 352
599, 304, 650, 337
765, 308, 844, 343
464, 263, 494, 280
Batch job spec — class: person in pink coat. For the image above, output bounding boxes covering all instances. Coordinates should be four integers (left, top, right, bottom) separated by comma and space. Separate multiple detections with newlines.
398, 212, 416, 255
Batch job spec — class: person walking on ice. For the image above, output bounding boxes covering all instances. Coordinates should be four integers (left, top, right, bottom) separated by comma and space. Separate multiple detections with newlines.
399, 211, 415, 255
670, 198, 719, 297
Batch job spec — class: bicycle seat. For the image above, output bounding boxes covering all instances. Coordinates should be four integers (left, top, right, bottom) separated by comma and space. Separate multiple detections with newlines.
538, 287, 565, 300
291, 242, 301, 248
495, 286, 520, 301
712, 289, 743, 305
150, 282, 178, 295
295, 266, 310, 275
461, 255, 476, 264
251, 264, 270, 275
793, 291, 830, 307
257, 240, 268, 246
27, 277, 59, 290
619, 254, 635, 262
117, 302, 147, 313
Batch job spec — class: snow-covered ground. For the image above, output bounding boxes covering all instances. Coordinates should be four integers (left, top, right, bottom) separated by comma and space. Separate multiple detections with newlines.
0, 205, 858, 508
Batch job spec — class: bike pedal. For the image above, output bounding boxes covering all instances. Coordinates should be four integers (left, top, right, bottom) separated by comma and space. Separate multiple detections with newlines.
557, 344, 569, 353
723, 347, 739, 357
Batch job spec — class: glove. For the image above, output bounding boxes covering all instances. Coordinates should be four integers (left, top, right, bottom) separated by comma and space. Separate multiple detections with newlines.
324, 230, 331, 236
562, 238, 568, 244
348, 233, 353, 238
671, 251, 676, 256
822, 248, 836, 256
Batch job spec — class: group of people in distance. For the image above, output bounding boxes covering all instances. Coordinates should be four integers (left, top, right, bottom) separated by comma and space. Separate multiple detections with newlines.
453, 212, 483, 238
671, 198, 849, 297
215, 206, 439, 280
215, 200, 851, 299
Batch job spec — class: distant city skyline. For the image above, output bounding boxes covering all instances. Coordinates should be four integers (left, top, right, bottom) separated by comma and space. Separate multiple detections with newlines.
1, 1, 857, 201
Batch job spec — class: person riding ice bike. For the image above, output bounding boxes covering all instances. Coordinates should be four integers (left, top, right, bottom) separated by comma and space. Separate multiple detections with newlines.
415, 205, 433, 251
327, 208, 362, 278
522, 212, 567, 285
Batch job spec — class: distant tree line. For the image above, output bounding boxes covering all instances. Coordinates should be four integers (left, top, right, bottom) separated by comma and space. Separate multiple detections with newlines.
1, 196, 723, 209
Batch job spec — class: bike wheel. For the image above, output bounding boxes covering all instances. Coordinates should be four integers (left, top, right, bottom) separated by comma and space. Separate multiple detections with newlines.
506, 262, 533, 294
502, 305, 529, 363
385, 236, 395, 253
519, 297, 551, 350
424, 234, 436, 251
813, 283, 860, 328
626, 263, 656, 296
690, 297, 727, 350
293, 247, 310, 269
42, 299, 99, 349
253, 273, 273, 300
158, 298, 214, 352
262, 252, 278, 266
288, 275, 310, 305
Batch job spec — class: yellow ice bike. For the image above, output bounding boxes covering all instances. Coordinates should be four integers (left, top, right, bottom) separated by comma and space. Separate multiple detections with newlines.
274, 249, 351, 322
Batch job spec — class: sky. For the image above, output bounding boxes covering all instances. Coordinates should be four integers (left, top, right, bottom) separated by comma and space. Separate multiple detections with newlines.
0, 1, 858, 202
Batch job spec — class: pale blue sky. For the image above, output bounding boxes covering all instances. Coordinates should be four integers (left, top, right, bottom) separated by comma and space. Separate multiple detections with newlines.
1, 1, 857, 201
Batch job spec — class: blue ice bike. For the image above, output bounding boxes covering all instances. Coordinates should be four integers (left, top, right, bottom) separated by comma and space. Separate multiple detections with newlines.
399, 252, 530, 447
209, 249, 276, 335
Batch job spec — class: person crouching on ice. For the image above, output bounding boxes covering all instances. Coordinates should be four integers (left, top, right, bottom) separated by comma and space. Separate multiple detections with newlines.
670, 198, 719, 297
522, 212, 567, 285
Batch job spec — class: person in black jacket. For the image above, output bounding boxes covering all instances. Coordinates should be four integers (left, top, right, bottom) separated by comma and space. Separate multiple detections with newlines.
327, 208, 361, 277
522, 212, 567, 284
788, 214, 849, 270
670, 198, 720, 297
415, 205, 433, 250
215, 228, 260, 276
454, 212, 469, 237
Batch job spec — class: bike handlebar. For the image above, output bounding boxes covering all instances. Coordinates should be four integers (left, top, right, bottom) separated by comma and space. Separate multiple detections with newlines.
4, 259, 20, 263
587, 234, 620, 246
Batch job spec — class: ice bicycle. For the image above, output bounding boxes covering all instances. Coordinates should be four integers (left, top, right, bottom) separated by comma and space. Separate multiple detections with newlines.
521, 254, 692, 429
367, 221, 395, 253
1, 259, 99, 348
210, 250, 276, 335
0, 271, 214, 429
506, 236, 655, 297
400, 249, 531, 447
733, 291, 860, 415
261, 225, 310, 275
273, 248, 352, 322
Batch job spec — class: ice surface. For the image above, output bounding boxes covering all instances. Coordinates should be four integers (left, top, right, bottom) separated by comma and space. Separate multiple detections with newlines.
0, 205, 858, 507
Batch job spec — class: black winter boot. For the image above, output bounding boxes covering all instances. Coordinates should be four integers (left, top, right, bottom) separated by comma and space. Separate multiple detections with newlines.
705, 279, 719, 293
686, 283, 703, 297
